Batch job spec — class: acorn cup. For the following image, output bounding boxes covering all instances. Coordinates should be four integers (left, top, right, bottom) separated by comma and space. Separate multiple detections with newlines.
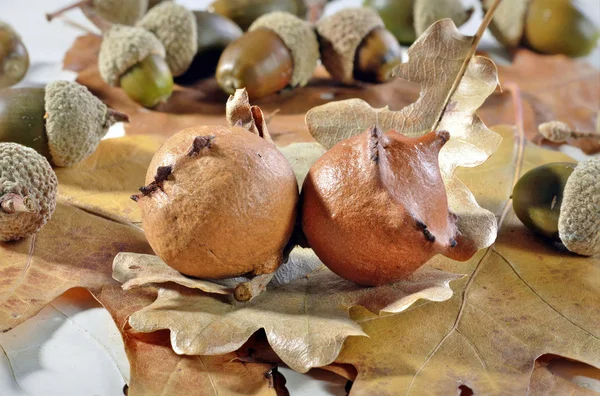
99, 24, 174, 108
216, 11, 319, 100
512, 158, 600, 256
46, 0, 148, 26
137, 1, 198, 78
363, 0, 474, 45
0, 142, 58, 242
0, 81, 129, 167
316, 7, 403, 84
209, 0, 307, 31
174, 11, 243, 85
0, 21, 29, 89
483, 0, 599, 57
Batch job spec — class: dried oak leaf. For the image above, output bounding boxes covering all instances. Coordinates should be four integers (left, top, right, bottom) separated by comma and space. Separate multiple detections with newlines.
54, 135, 164, 225
306, 18, 502, 251
495, 49, 600, 154
125, 248, 462, 373
112, 247, 323, 295
331, 125, 600, 395
0, 201, 278, 394
529, 355, 600, 395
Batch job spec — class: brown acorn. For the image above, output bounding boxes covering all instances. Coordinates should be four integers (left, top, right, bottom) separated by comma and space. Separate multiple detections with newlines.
302, 125, 475, 286
0, 21, 29, 88
216, 11, 319, 99
133, 90, 299, 279
316, 8, 403, 84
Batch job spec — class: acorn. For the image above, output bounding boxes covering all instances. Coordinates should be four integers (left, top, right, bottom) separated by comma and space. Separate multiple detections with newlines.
137, 1, 197, 77
216, 11, 319, 100
99, 24, 174, 108
132, 90, 299, 279
174, 11, 243, 85
0, 143, 58, 242
0, 22, 29, 89
209, 0, 307, 31
363, 0, 474, 45
316, 7, 403, 84
46, 0, 148, 26
301, 126, 476, 286
0, 81, 128, 167
483, 0, 599, 57
512, 158, 599, 256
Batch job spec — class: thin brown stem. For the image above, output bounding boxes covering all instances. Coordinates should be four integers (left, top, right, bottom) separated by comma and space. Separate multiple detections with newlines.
0, 194, 33, 214
46, 0, 92, 22
107, 108, 130, 124
432, 0, 503, 131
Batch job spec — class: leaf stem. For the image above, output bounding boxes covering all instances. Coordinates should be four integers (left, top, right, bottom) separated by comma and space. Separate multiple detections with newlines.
432, 0, 503, 131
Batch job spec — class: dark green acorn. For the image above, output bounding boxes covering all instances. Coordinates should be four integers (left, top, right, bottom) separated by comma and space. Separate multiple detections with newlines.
175, 11, 243, 85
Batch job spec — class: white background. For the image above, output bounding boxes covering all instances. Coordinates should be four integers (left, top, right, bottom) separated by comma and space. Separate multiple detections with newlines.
0, 0, 599, 395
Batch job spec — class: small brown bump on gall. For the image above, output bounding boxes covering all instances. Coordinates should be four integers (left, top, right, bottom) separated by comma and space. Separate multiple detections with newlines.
187, 135, 215, 156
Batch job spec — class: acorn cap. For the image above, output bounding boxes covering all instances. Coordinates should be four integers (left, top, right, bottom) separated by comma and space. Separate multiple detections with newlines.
44, 81, 119, 167
482, 0, 530, 48
316, 8, 384, 84
0, 143, 57, 241
559, 158, 600, 256
93, 0, 149, 26
250, 11, 319, 88
98, 24, 166, 86
414, 0, 473, 36
137, 1, 197, 76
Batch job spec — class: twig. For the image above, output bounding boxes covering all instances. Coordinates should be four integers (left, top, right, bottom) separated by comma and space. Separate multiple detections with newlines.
234, 273, 276, 302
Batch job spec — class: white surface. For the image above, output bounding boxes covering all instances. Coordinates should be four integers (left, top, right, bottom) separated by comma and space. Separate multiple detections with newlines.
0, 0, 599, 395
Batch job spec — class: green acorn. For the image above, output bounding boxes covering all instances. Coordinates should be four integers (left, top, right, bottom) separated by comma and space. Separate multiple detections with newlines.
98, 24, 174, 108
483, 0, 599, 57
137, 1, 198, 77
0, 81, 128, 167
512, 158, 600, 256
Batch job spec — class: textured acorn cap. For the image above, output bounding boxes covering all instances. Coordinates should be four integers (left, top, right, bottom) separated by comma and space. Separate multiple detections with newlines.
558, 158, 600, 256
93, 0, 149, 25
482, 0, 530, 48
99, 24, 166, 86
316, 8, 384, 84
137, 1, 197, 76
250, 11, 319, 88
0, 143, 57, 241
44, 81, 120, 167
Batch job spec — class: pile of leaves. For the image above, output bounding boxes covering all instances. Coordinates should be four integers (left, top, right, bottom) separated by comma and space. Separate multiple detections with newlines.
1, 6, 599, 396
